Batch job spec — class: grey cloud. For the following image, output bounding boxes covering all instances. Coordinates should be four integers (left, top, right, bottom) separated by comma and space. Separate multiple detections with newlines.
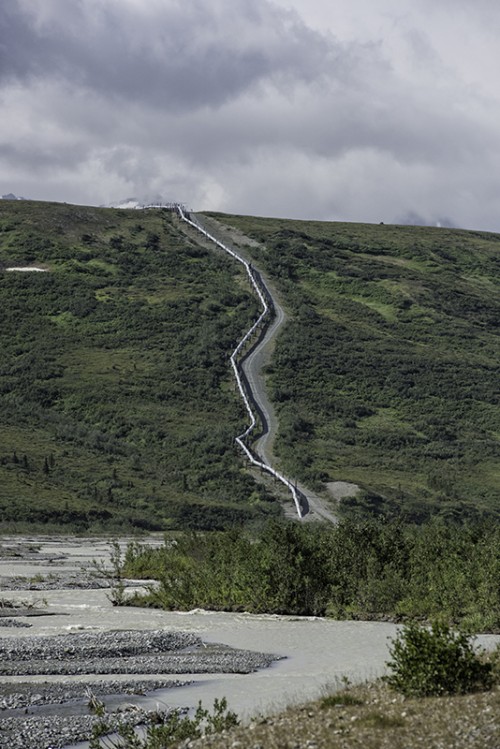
1, 0, 500, 231
1, 0, 333, 111
0, 140, 88, 172
138, 80, 490, 176
396, 210, 458, 229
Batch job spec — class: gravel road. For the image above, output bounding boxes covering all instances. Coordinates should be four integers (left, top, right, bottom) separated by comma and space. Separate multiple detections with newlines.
190, 214, 339, 523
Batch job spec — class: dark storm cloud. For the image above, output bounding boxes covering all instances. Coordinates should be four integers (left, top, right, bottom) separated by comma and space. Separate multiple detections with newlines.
0, 0, 333, 111
1, 0, 500, 230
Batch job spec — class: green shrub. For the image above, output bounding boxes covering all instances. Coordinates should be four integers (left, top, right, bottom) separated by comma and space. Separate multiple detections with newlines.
384, 621, 494, 697
90, 697, 239, 748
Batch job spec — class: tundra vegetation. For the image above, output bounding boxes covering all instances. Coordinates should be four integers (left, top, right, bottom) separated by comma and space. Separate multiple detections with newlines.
209, 212, 500, 522
0, 201, 498, 530
0, 201, 279, 532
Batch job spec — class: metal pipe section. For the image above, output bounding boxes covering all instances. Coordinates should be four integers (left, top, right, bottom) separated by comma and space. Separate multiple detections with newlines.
176, 205, 303, 518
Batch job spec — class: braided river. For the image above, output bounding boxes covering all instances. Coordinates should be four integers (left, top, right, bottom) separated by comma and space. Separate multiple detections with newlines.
1, 536, 498, 748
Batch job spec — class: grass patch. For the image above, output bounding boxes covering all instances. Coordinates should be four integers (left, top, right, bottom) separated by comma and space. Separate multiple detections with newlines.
320, 693, 364, 709
358, 711, 405, 728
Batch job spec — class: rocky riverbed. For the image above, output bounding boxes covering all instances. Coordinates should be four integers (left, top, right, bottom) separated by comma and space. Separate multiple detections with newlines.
0, 628, 279, 748
0, 629, 279, 678
2, 710, 157, 749
0, 537, 281, 749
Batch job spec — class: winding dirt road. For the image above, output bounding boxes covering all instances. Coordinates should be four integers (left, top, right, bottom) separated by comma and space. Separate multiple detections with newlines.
185, 213, 338, 523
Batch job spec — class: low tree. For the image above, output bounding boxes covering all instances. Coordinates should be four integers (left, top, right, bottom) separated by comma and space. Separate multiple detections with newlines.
384, 621, 494, 697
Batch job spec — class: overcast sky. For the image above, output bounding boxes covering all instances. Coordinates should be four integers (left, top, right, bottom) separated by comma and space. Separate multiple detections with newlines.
1, 0, 500, 229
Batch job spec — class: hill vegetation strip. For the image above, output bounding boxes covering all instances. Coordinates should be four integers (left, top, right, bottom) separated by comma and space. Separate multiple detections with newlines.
1, 200, 499, 528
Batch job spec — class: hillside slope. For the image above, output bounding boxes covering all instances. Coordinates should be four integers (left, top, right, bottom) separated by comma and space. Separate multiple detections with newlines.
0, 201, 281, 532
208, 213, 500, 521
1, 201, 499, 530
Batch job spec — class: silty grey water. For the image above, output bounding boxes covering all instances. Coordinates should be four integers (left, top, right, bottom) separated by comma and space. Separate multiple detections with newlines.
1, 536, 499, 748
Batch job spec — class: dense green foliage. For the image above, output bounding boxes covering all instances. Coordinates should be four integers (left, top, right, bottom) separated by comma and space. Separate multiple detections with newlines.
2, 201, 499, 530
384, 621, 494, 696
121, 519, 500, 630
208, 213, 500, 520
0, 201, 281, 531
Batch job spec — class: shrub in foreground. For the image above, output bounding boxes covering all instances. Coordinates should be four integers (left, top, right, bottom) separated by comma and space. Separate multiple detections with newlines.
384, 621, 494, 697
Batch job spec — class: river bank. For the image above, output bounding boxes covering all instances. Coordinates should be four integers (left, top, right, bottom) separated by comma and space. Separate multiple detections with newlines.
1, 536, 499, 749
191, 679, 500, 749
0, 536, 281, 748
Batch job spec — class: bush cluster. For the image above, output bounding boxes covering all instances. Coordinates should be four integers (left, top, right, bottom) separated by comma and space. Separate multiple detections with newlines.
385, 621, 494, 696
120, 519, 500, 630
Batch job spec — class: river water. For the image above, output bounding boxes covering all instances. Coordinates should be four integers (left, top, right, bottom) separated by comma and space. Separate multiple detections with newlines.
1, 536, 499, 746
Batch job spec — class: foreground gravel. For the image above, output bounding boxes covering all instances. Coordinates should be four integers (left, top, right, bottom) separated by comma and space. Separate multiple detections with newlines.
0, 678, 188, 710
0, 618, 31, 628
0, 630, 279, 676
1, 708, 163, 749
0, 629, 280, 749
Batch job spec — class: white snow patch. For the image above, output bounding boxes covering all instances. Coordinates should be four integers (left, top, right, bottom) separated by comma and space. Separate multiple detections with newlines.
114, 200, 142, 209
5, 266, 47, 272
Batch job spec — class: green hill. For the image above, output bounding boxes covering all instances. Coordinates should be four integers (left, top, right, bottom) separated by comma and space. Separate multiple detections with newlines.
207, 213, 500, 521
0, 201, 498, 531
0, 201, 280, 532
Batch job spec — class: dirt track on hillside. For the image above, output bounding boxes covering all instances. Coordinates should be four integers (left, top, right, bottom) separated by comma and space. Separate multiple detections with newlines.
188, 214, 339, 523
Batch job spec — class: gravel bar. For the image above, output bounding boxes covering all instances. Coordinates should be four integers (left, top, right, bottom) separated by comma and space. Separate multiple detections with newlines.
1, 574, 111, 590
0, 630, 200, 660
0, 678, 189, 710
0, 708, 167, 749
0, 618, 31, 628
0, 629, 280, 748
0, 630, 279, 677
1, 649, 278, 676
